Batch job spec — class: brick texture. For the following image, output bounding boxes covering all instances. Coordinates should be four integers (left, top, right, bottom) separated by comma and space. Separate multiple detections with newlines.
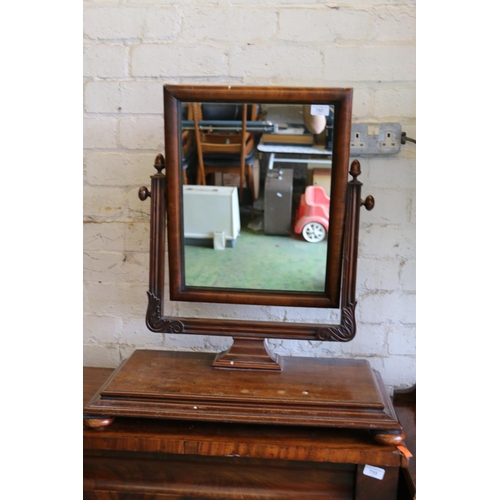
83, 0, 416, 389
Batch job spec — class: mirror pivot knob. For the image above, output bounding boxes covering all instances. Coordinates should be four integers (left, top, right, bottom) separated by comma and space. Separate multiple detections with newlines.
138, 186, 150, 201
362, 195, 375, 211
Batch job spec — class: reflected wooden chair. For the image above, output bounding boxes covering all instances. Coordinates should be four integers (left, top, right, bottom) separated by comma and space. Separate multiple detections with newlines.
181, 103, 195, 184
192, 102, 259, 206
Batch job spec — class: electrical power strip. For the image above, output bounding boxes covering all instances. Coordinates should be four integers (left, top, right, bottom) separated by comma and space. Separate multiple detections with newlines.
350, 123, 402, 155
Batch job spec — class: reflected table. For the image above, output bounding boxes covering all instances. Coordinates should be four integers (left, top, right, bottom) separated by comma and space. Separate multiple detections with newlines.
257, 142, 332, 170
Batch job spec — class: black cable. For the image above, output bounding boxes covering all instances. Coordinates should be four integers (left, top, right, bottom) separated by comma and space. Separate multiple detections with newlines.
401, 132, 416, 145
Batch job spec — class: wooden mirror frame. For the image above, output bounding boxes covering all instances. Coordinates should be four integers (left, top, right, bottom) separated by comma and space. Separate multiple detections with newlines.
85, 85, 405, 444
141, 85, 368, 343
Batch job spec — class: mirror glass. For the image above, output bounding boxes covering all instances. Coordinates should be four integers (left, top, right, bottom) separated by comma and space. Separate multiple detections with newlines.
180, 103, 334, 293
163, 86, 352, 310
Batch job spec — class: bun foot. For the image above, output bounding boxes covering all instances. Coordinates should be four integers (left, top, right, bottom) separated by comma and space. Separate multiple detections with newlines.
371, 429, 406, 446
83, 416, 114, 430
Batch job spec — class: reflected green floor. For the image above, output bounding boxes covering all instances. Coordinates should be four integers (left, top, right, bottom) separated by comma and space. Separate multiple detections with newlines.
184, 218, 327, 292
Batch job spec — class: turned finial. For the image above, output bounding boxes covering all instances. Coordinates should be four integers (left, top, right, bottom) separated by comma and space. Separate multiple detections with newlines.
349, 159, 361, 180
154, 153, 166, 174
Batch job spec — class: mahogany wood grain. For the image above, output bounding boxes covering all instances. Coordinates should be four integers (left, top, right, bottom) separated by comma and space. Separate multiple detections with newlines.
83, 367, 116, 429
84, 454, 354, 500
355, 464, 400, 500
83, 368, 408, 466
393, 386, 416, 499
163, 85, 352, 309
212, 337, 282, 370
84, 367, 412, 500
84, 420, 405, 469
84, 350, 405, 444
141, 154, 369, 345
84, 367, 113, 407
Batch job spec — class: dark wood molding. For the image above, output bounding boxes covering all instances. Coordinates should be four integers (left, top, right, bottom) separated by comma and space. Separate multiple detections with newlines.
163, 85, 353, 309
84, 367, 414, 499
136, 86, 375, 344
84, 350, 405, 445
145, 291, 184, 333
82, 86, 410, 450
140, 153, 370, 343
316, 302, 357, 341
212, 337, 282, 370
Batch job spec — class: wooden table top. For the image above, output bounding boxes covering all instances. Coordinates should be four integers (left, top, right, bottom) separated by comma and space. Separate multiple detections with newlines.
84, 366, 414, 475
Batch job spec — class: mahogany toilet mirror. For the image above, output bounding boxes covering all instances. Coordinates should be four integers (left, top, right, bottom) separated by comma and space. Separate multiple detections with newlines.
84, 85, 405, 445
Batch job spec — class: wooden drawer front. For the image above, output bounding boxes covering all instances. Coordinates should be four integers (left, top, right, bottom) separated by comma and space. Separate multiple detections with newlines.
84, 452, 355, 500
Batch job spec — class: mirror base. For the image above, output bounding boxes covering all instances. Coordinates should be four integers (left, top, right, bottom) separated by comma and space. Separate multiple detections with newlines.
212, 337, 282, 371
83, 350, 405, 445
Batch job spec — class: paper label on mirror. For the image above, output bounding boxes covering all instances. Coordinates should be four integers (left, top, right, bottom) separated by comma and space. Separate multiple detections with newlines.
362, 465, 385, 480
311, 104, 329, 116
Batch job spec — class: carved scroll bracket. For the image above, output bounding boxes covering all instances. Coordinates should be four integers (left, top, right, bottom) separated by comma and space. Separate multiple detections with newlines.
316, 302, 357, 341
146, 291, 185, 334
140, 154, 368, 343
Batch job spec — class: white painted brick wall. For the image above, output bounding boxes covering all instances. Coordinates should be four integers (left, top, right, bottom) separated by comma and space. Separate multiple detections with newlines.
83, 251, 148, 284
84, 315, 124, 344
83, 0, 416, 390
230, 44, 323, 81
181, 6, 277, 42
84, 153, 156, 186
324, 47, 416, 82
83, 117, 117, 149
84, 7, 147, 39
83, 43, 128, 78
131, 44, 229, 77
278, 8, 373, 42
118, 116, 164, 149
83, 186, 127, 220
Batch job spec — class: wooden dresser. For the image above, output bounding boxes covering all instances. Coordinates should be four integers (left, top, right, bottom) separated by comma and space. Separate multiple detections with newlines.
84, 367, 415, 500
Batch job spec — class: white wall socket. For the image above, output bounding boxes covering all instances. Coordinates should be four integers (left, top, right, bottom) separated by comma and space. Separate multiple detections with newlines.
350, 123, 402, 155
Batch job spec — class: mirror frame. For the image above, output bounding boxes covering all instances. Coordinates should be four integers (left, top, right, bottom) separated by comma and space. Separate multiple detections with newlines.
165, 85, 352, 308
141, 85, 363, 342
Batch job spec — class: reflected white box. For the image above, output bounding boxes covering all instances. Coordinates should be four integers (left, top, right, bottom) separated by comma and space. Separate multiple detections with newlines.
213, 231, 226, 250
183, 186, 240, 248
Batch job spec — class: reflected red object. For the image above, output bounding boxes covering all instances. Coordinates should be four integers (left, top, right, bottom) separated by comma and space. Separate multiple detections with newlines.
294, 186, 330, 243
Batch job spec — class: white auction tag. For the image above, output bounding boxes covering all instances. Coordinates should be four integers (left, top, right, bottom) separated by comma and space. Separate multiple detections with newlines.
310, 104, 329, 116
362, 465, 385, 480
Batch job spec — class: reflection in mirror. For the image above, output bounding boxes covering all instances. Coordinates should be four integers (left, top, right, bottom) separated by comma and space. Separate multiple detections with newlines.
179, 103, 335, 293
162, 86, 353, 310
